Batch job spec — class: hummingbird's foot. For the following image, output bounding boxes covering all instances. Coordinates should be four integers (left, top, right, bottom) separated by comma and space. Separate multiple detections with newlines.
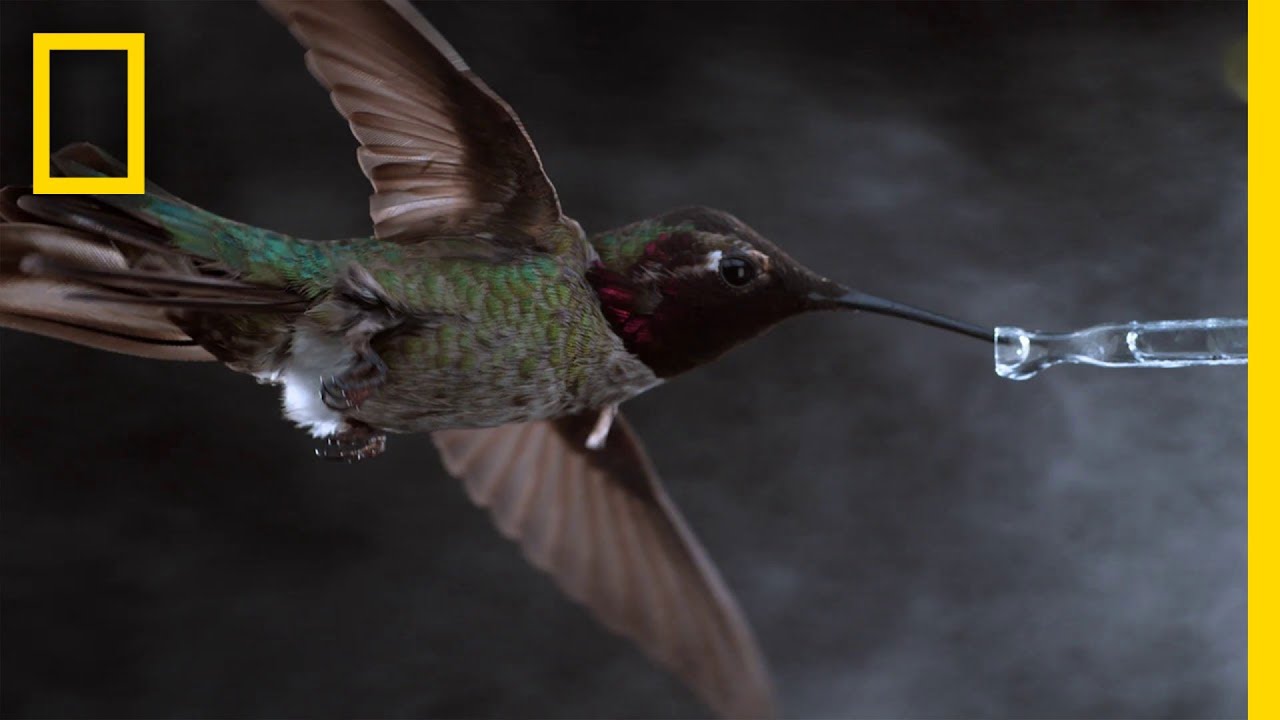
316, 422, 387, 463
585, 404, 618, 450
320, 348, 389, 411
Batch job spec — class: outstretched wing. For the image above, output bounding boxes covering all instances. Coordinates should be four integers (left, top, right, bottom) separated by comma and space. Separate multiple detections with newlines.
262, 0, 564, 245
432, 412, 775, 719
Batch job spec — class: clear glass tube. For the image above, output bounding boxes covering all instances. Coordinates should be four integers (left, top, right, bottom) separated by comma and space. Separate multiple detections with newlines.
994, 318, 1247, 381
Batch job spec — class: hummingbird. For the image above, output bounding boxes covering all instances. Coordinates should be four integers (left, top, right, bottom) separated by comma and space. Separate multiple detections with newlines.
0, 1, 992, 716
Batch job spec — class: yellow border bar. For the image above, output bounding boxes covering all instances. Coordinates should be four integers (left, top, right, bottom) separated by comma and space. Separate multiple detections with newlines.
31, 33, 144, 195
1250, 1, 1268, 717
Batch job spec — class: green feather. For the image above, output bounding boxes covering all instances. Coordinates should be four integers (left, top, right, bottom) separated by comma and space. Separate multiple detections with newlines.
590, 220, 695, 272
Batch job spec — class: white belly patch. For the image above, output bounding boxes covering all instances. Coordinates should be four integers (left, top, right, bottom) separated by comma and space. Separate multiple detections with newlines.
261, 328, 353, 438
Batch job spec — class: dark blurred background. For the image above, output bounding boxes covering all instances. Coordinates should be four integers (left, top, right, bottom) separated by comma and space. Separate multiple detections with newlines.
0, 2, 1246, 718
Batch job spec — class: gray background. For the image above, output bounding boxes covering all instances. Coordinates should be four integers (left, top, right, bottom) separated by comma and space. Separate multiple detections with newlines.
0, 2, 1246, 718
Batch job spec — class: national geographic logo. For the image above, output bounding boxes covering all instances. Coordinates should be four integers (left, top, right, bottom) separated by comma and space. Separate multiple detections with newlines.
31, 33, 144, 195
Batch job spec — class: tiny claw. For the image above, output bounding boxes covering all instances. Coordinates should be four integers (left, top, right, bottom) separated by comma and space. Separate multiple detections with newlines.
319, 349, 389, 411
320, 376, 348, 411
320, 375, 376, 411
316, 424, 387, 462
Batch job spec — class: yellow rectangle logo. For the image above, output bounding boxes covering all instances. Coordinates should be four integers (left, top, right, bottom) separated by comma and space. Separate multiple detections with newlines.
32, 33, 144, 195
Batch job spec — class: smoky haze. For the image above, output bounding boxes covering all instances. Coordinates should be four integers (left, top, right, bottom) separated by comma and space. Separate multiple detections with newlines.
0, 2, 1245, 718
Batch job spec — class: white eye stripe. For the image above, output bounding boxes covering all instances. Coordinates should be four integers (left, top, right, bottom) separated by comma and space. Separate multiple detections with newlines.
699, 248, 771, 276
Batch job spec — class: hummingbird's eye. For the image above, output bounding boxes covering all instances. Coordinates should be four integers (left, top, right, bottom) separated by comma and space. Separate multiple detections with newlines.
718, 256, 758, 287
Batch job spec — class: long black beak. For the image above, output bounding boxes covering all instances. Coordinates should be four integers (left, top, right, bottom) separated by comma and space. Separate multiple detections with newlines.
809, 286, 993, 343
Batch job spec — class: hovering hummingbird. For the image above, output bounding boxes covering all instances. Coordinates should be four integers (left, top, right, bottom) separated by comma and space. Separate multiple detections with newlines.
0, 1, 992, 716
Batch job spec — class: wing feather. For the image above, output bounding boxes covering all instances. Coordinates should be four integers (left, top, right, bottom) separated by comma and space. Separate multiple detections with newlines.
432, 412, 776, 719
261, 0, 563, 244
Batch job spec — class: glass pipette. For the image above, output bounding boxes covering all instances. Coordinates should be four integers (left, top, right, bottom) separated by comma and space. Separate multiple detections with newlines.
994, 318, 1247, 380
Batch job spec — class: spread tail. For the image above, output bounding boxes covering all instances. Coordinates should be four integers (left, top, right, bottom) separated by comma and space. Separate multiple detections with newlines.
0, 143, 306, 362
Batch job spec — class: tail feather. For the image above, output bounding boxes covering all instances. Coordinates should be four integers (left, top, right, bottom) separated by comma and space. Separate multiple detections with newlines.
1, 223, 129, 274
0, 312, 214, 361
0, 186, 39, 223
18, 246, 306, 310
0, 227, 216, 360
16, 193, 184, 259
0, 143, 307, 363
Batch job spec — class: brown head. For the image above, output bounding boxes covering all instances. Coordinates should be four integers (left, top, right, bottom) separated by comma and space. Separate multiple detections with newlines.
587, 206, 990, 378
